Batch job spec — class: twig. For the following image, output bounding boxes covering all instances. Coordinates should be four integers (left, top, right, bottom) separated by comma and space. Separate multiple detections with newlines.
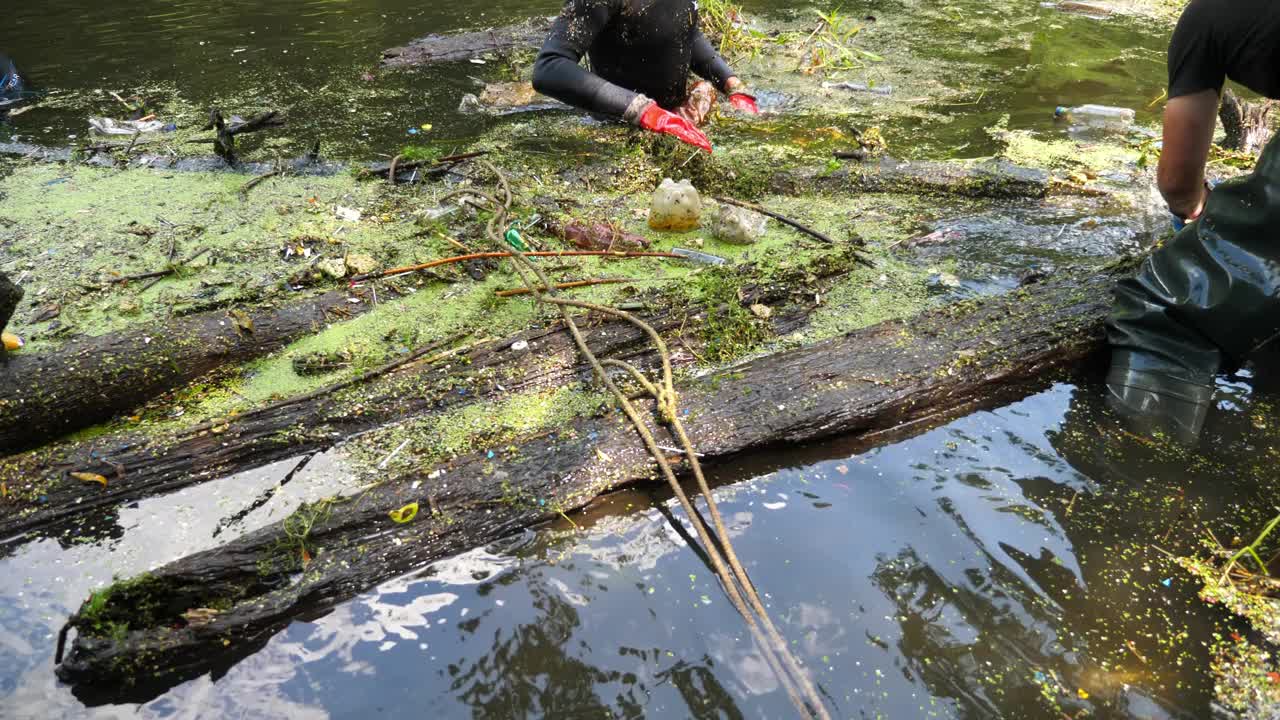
348, 250, 682, 283
495, 278, 636, 297
716, 196, 835, 244
716, 196, 874, 266
377, 439, 411, 470
239, 170, 279, 196
128, 247, 212, 292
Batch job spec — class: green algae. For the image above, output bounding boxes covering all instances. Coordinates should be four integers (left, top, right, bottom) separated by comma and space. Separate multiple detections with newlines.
345, 383, 610, 475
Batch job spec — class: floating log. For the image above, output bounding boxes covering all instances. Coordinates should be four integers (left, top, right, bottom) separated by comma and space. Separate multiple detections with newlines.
379, 19, 553, 69
774, 155, 1056, 199
0, 290, 377, 454
0, 250, 855, 539
54, 261, 1130, 705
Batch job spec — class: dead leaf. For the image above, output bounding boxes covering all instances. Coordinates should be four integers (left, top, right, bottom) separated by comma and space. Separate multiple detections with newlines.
71, 472, 108, 487
182, 608, 220, 627
228, 309, 254, 334
389, 502, 419, 524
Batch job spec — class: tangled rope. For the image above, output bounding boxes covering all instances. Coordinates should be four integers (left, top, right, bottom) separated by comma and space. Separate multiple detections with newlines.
440, 162, 832, 719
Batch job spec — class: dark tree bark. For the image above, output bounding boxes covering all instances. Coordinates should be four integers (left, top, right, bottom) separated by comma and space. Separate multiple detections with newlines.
0, 251, 854, 539
1220, 88, 1274, 155
0, 290, 377, 454
55, 262, 1128, 705
774, 156, 1060, 199
0, 271, 21, 337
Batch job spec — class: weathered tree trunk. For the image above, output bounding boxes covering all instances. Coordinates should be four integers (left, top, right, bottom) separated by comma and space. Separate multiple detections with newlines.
379, 19, 553, 68
773, 156, 1057, 199
1220, 88, 1274, 155
0, 271, 21, 336
0, 251, 853, 539
55, 262, 1128, 705
0, 290, 376, 454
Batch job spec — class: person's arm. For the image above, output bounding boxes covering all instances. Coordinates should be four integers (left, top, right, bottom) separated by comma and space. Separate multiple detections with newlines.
690, 32, 758, 113
1158, 89, 1218, 220
531, 0, 640, 118
690, 33, 735, 92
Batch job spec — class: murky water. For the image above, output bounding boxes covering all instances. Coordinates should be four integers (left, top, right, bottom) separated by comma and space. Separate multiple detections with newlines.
6, 1, 1271, 718
5, 376, 1278, 718
5, 0, 1171, 156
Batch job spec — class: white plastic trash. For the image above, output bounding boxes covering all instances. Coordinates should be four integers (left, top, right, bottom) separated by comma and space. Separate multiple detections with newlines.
648, 178, 702, 232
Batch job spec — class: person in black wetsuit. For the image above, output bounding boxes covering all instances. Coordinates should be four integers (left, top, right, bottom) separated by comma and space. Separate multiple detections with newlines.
1105, 0, 1280, 443
532, 0, 759, 153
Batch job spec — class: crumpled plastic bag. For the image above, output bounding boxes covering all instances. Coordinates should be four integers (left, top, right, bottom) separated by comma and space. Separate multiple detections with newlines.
89, 117, 166, 135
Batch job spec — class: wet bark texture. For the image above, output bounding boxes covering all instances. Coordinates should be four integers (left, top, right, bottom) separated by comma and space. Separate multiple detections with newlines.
0, 291, 374, 453
379, 19, 552, 68
0, 271, 21, 336
775, 156, 1056, 199
56, 262, 1128, 705
1219, 89, 1275, 156
0, 252, 852, 539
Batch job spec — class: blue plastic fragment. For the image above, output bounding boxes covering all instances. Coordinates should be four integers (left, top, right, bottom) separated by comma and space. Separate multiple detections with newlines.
486, 450, 494, 459
1161, 577, 1172, 587
407, 127, 419, 135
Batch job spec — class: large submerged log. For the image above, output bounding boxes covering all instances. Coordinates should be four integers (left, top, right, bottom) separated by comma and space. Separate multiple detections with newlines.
55, 261, 1129, 705
379, 19, 552, 69
774, 155, 1057, 199
0, 290, 375, 454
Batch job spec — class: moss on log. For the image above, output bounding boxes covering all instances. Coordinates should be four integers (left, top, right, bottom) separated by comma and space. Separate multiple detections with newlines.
55, 262, 1127, 705
0, 249, 856, 539
0, 291, 377, 453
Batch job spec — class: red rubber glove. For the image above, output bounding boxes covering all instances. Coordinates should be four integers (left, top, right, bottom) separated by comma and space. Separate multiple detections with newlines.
728, 93, 759, 115
639, 103, 712, 153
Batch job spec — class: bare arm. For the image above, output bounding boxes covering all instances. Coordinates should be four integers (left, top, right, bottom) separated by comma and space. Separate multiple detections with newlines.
1157, 89, 1219, 219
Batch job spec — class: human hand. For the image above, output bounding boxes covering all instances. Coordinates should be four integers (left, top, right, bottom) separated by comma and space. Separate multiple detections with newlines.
639, 102, 712, 153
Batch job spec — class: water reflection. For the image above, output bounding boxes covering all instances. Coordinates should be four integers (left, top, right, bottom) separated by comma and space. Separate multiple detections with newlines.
56, 375, 1261, 719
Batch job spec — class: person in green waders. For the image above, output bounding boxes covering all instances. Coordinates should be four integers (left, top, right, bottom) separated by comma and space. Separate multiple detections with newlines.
1105, 0, 1280, 443
531, 0, 760, 154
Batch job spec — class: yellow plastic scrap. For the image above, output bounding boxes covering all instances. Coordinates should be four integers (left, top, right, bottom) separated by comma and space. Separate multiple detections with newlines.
71, 472, 108, 487
389, 502, 419, 524
1, 333, 22, 351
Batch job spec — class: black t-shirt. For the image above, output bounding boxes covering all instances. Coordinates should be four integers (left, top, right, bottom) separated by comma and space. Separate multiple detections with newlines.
1168, 0, 1280, 99
532, 0, 735, 117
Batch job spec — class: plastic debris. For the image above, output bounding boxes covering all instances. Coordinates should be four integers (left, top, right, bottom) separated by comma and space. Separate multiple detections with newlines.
389, 502, 419, 523
547, 218, 649, 250
712, 203, 767, 245
1, 332, 23, 351
335, 206, 362, 222
671, 247, 727, 265
504, 227, 530, 252
649, 178, 702, 231
88, 117, 166, 135
822, 81, 893, 96
511, 340, 530, 352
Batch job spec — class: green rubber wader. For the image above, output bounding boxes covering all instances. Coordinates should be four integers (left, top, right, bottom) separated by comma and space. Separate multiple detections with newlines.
1106, 132, 1280, 442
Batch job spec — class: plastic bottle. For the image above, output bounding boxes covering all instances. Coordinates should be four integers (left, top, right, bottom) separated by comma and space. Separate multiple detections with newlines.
1054, 104, 1135, 127
649, 178, 703, 231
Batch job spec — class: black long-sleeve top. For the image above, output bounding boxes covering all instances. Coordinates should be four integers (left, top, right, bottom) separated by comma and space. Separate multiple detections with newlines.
531, 0, 736, 119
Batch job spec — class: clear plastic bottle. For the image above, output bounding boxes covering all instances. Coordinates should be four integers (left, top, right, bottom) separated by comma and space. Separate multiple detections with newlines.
1054, 104, 1136, 127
